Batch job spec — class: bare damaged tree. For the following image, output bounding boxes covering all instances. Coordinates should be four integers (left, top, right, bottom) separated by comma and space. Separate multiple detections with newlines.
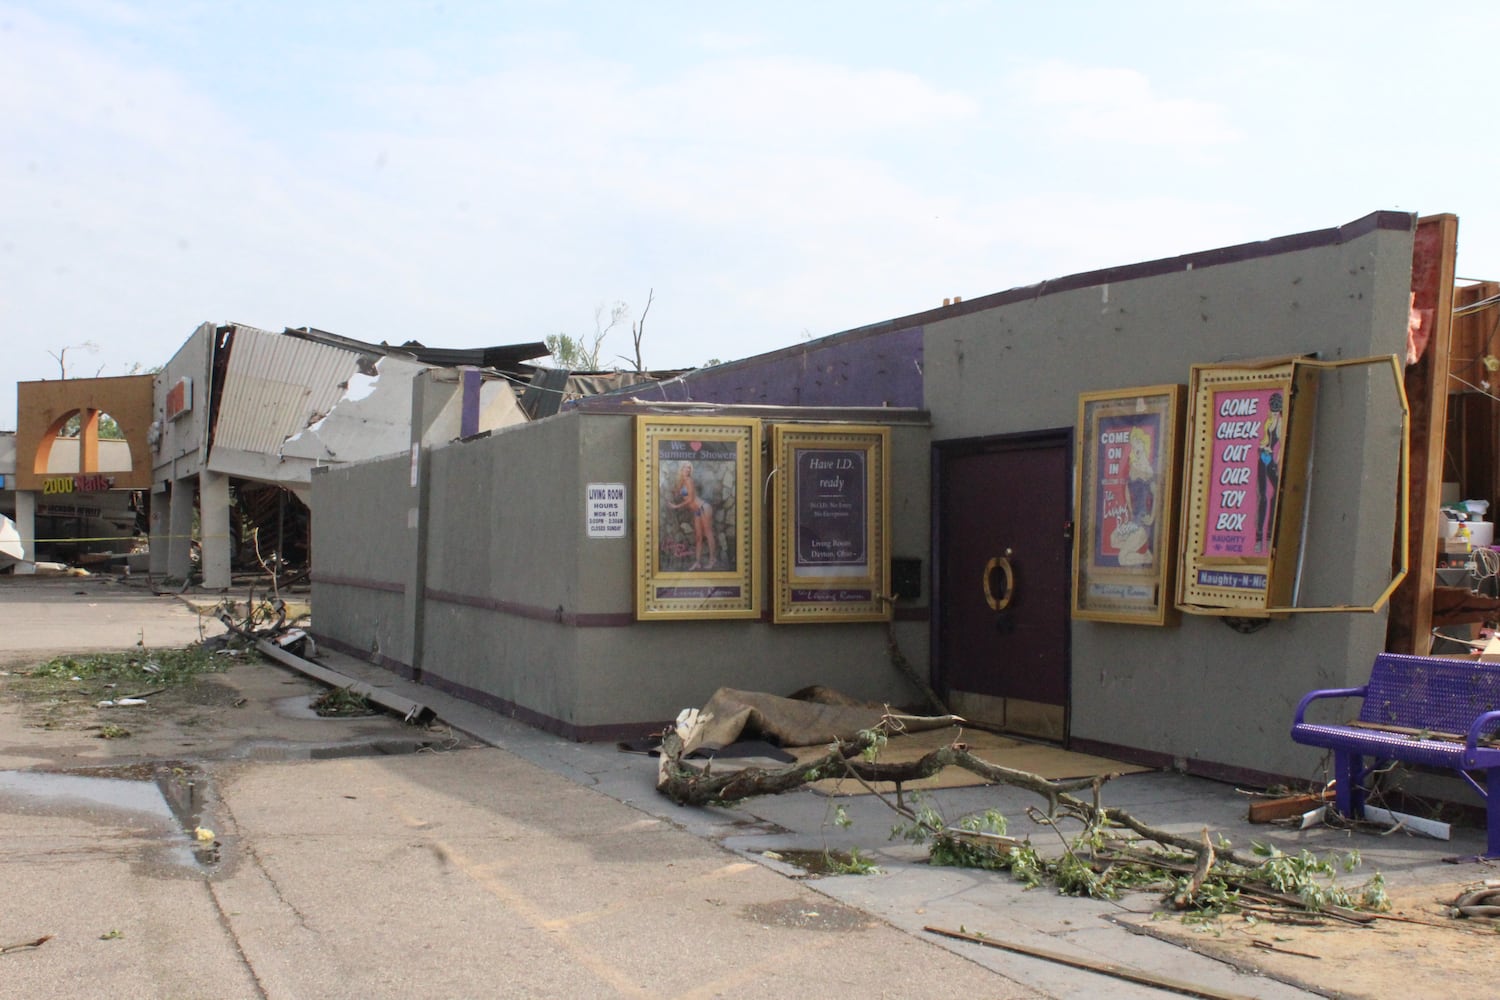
47, 341, 101, 379
546, 302, 628, 370
618, 288, 653, 373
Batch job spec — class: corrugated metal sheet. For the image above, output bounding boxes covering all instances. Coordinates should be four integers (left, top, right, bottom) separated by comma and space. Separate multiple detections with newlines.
213, 328, 360, 455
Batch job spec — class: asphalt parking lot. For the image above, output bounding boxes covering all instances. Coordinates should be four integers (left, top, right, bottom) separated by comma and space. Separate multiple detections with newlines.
1, 575, 1494, 999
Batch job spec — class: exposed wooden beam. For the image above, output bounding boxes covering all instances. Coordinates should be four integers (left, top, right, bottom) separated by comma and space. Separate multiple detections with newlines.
1387, 214, 1459, 654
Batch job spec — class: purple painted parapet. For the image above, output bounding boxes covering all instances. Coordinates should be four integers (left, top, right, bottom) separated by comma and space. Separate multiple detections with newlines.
460, 367, 482, 438
575, 325, 924, 410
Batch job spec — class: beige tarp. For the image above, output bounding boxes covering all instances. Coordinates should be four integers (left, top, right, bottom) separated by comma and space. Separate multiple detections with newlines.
679, 687, 962, 756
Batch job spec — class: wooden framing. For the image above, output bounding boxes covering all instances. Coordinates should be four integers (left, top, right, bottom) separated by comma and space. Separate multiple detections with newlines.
1387, 214, 1459, 653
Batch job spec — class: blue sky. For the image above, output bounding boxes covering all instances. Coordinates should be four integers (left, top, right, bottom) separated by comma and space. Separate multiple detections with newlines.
4, 1, 1497, 429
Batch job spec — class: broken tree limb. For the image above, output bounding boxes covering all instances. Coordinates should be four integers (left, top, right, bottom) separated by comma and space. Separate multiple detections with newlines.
1250, 939, 1321, 960
1172, 828, 1215, 910
664, 727, 1275, 871
656, 726, 1264, 862
656, 728, 1110, 812
655, 721, 1388, 922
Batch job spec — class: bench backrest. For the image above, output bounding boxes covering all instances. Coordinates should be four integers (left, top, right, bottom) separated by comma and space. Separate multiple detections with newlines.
1361, 653, 1500, 733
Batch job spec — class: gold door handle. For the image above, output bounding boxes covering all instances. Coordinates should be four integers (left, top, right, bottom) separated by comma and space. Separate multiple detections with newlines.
982, 554, 1015, 612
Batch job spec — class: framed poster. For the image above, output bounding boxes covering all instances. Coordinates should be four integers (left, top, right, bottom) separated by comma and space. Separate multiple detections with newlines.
1072, 385, 1186, 625
635, 416, 761, 620
770, 424, 891, 623
1176, 358, 1318, 616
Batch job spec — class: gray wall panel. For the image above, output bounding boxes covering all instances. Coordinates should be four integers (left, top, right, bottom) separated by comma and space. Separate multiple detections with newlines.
921, 224, 1414, 778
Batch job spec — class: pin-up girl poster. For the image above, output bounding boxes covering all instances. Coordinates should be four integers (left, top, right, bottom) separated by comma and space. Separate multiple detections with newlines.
1203, 387, 1285, 558
1095, 414, 1163, 569
1073, 385, 1185, 626
636, 416, 761, 620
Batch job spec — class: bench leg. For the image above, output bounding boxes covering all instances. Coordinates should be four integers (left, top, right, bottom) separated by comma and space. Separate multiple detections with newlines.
1488, 769, 1500, 859
1333, 751, 1362, 819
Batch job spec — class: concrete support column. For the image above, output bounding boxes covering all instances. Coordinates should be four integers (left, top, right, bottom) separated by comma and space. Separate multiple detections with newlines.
13, 490, 37, 575
148, 484, 170, 578
400, 369, 437, 680
167, 477, 195, 583
199, 469, 231, 591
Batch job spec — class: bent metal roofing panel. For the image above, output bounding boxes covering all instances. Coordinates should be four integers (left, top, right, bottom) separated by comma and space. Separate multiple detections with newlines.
212, 326, 360, 456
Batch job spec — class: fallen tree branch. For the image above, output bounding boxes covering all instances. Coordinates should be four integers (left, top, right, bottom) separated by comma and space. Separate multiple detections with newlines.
657, 727, 1267, 866
655, 720, 1386, 922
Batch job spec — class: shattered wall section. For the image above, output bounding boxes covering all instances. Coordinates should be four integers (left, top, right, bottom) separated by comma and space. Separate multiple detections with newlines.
282, 354, 430, 465
207, 327, 360, 488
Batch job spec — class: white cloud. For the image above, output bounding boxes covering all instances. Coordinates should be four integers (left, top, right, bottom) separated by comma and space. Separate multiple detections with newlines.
10, 4, 1477, 432
1012, 60, 1242, 150
656, 57, 979, 138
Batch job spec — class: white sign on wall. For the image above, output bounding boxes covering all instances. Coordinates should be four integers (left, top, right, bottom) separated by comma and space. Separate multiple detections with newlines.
586, 483, 627, 538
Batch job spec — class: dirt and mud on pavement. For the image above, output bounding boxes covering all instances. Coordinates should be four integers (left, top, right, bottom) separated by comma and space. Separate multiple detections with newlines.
0, 575, 1042, 999
0, 575, 476, 883
0, 577, 469, 771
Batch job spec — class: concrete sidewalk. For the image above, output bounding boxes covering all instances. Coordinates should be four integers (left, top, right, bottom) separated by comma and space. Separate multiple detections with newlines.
312, 642, 1495, 1000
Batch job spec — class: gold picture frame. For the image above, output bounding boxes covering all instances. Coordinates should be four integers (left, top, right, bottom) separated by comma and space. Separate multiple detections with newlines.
1072, 384, 1186, 625
770, 424, 891, 623
635, 416, 762, 620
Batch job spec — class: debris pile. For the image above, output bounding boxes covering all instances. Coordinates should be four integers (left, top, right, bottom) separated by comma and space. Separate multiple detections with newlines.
656, 711, 1391, 923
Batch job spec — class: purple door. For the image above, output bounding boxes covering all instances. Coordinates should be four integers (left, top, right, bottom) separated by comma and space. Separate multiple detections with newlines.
934, 432, 1071, 740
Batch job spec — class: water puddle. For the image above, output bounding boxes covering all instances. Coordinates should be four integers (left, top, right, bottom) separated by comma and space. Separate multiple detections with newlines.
0, 764, 219, 876
0, 735, 448, 878
236, 736, 445, 761
0, 769, 176, 822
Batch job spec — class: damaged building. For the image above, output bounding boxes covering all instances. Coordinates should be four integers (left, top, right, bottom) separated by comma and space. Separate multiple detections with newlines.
4, 322, 679, 581
147, 323, 552, 590
308, 209, 1488, 792
3, 375, 155, 574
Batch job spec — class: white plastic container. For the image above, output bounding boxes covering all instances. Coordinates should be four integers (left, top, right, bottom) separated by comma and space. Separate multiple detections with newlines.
1441, 517, 1493, 547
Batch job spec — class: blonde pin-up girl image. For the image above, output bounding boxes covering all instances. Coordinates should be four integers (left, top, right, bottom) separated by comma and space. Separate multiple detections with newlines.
668, 461, 718, 570
1109, 424, 1158, 567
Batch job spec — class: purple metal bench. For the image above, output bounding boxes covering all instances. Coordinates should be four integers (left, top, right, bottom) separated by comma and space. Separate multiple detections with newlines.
1291, 652, 1500, 856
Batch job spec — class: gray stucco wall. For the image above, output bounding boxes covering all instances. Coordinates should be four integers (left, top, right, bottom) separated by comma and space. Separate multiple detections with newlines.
315, 408, 933, 738
566, 413, 935, 731
920, 218, 1415, 780
310, 455, 413, 667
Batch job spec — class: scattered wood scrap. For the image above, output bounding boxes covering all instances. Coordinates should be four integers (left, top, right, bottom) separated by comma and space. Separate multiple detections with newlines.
0, 935, 52, 955
924, 926, 1252, 1000
1246, 789, 1332, 824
